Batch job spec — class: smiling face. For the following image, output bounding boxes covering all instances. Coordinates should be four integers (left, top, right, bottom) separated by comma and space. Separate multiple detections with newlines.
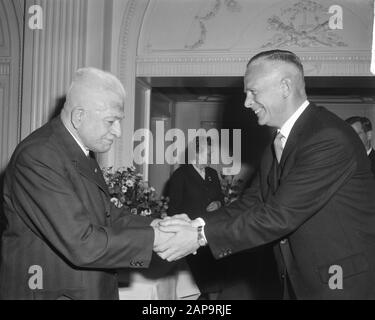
75, 91, 125, 153
243, 62, 288, 128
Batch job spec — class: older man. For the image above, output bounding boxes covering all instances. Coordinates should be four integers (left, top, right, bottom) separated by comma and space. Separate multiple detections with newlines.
156, 50, 375, 299
0, 68, 170, 300
345, 116, 375, 177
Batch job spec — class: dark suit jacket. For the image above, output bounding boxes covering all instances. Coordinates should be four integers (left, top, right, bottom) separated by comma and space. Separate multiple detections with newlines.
0, 117, 154, 300
167, 165, 224, 294
167, 165, 224, 219
368, 149, 375, 177
203, 104, 375, 299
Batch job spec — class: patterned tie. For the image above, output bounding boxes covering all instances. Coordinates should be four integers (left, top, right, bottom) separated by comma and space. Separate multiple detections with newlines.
274, 131, 284, 163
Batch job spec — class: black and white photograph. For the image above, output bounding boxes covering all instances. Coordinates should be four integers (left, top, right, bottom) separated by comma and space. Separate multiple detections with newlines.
1, 0, 375, 302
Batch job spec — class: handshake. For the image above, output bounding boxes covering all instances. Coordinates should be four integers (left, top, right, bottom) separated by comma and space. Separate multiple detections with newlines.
151, 214, 205, 262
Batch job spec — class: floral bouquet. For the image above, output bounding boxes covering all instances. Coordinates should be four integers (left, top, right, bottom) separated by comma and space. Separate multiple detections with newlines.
220, 174, 244, 205
102, 166, 169, 218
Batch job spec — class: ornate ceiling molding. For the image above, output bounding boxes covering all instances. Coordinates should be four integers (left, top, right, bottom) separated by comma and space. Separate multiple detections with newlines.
136, 52, 372, 77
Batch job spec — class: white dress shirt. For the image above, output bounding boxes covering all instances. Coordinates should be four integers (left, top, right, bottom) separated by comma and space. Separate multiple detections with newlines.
278, 100, 310, 148
192, 164, 206, 180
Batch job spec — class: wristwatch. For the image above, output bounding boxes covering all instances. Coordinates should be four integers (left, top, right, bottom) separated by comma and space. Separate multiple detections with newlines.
197, 225, 207, 247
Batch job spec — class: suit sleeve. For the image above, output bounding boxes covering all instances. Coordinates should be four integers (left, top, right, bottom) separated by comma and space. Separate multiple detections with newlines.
110, 203, 154, 227
11, 145, 154, 269
204, 129, 357, 258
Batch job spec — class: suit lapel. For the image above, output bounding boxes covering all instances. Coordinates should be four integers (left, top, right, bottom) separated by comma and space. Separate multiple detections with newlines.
51, 117, 110, 197
264, 103, 316, 195
75, 156, 110, 197
187, 164, 206, 185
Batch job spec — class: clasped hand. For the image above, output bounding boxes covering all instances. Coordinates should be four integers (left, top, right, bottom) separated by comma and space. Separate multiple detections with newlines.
152, 214, 200, 262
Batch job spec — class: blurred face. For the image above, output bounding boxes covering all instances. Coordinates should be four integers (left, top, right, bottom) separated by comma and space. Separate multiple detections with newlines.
196, 144, 211, 168
244, 62, 286, 128
76, 91, 125, 153
351, 121, 371, 150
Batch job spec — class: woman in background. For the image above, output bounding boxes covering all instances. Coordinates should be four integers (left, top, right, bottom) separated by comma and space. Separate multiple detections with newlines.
166, 136, 224, 299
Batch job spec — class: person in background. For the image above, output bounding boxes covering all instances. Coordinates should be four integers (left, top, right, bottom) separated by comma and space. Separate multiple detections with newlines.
166, 137, 224, 299
166, 137, 269, 299
345, 116, 375, 177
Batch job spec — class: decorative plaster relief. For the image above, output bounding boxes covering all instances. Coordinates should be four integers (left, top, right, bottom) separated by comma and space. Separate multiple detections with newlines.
262, 0, 347, 48
185, 0, 241, 49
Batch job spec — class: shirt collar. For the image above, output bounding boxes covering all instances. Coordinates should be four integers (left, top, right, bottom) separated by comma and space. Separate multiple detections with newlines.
367, 148, 372, 156
279, 100, 310, 146
63, 123, 90, 157
192, 164, 206, 178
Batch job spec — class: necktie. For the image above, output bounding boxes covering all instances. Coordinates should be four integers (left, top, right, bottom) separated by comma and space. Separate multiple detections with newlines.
274, 131, 284, 163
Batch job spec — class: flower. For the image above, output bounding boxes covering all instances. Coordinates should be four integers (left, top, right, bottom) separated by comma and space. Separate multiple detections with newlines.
220, 174, 244, 205
102, 166, 169, 218
110, 197, 119, 206
125, 179, 134, 188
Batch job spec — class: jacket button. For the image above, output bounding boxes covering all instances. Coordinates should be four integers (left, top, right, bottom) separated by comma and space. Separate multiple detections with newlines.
281, 273, 286, 279
106, 211, 110, 217
94, 168, 98, 173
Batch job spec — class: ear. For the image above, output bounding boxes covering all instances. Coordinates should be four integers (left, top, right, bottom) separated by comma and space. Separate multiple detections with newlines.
280, 78, 292, 98
367, 130, 372, 142
71, 107, 85, 129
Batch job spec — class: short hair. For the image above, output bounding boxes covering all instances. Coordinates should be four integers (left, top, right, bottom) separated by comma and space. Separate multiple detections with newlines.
65, 67, 126, 108
345, 116, 372, 132
247, 49, 304, 77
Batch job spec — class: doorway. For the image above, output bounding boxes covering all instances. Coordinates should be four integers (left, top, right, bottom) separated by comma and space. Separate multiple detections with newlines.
135, 76, 375, 197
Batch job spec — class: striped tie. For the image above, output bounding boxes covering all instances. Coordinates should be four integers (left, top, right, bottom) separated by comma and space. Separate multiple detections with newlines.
274, 131, 284, 163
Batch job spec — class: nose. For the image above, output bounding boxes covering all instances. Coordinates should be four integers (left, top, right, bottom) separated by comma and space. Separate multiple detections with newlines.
244, 92, 254, 109
110, 121, 122, 138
